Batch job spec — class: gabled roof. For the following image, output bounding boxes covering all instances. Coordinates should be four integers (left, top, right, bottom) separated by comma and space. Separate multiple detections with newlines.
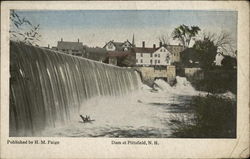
132, 45, 184, 54
107, 51, 132, 57
132, 47, 158, 53
113, 42, 124, 47
104, 40, 133, 51
57, 41, 83, 50
122, 40, 133, 47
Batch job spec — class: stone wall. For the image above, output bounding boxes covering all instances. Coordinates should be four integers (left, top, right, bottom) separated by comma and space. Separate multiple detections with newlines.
135, 65, 176, 86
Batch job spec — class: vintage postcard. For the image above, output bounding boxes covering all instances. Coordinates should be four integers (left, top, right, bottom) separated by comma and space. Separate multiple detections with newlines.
1, 1, 249, 158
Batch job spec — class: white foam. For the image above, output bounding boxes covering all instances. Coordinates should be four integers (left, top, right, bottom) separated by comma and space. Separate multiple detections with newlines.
41, 76, 236, 137
216, 91, 236, 100
154, 76, 203, 96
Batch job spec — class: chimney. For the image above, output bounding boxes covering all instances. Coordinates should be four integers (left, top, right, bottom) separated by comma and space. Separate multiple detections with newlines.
61, 38, 63, 42
153, 44, 156, 49
78, 38, 79, 43
159, 42, 162, 47
142, 41, 145, 48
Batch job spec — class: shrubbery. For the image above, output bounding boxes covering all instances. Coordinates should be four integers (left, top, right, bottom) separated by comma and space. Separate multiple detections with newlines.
170, 95, 236, 138
189, 69, 237, 94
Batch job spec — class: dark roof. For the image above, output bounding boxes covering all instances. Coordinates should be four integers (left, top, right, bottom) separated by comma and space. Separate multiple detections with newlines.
132, 47, 158, 53
85, 47, 107, 61
131, 45, 184, 54
104, 41, 123, 51
104, 40, 133, 51
165, 45, 185, 54
57, 41, 83, 50
107, 51, 132, 57
86, 47, 107, 54
113, 42, 124, 47
122, 40, 133, 47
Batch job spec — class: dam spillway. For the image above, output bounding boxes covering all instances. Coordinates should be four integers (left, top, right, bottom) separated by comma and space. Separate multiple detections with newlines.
9, 41, 141, 136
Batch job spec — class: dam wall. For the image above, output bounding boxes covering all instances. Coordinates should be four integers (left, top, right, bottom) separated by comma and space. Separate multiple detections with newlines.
134, 66, 176, 86
9, 41, 141, 136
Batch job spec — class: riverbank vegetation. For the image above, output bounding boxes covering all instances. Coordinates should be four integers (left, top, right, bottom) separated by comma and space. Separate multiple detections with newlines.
190, 69, 237, 94
170, 95, 236, 138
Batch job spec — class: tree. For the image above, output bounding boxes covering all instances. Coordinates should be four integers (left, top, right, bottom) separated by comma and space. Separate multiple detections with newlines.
10, 10, 41, 46
172, 25, 200, 48
221, 56, 237, 70
193, 38, 217, 70
158, 33, 171, 45
180, 48, 200, 68
201, 30, 236, 56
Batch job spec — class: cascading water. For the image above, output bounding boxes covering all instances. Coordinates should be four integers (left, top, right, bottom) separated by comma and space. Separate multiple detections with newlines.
153, 76, 199, 95
40, 77, 198, 137
9, 41, 141, 137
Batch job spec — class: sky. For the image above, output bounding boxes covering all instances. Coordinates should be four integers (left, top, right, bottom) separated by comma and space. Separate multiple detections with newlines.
14, 10, 237, 48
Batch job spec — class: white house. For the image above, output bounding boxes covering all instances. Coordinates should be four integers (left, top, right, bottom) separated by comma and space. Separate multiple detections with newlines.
103, 40, 134, 52
214, 47, 225, 66
134, 42, 172, 66
152, 46, 172, 65
165, 45, 185, 63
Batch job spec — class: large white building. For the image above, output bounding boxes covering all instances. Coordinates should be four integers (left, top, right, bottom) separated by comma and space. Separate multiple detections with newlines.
134, 42, 182, 66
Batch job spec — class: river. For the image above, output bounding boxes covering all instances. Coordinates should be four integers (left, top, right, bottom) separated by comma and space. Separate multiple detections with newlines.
40, 77, 205, 137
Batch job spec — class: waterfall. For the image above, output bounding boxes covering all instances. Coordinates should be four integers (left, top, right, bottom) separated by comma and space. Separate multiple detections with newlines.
9, 41, 141, 136
153, 76, 198, 95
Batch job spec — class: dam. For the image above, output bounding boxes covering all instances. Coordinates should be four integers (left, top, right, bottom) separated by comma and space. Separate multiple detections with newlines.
9, 41, 141, 136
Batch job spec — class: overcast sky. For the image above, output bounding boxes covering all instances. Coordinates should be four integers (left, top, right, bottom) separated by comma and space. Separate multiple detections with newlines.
15, 10, 237, 48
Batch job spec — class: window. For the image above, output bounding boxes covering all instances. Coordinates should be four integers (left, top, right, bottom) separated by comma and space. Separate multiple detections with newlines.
154, 54, 157, 57
150, 59, 152, 64
141, 59, 143, 63
155, 60, 157, 64
108, 44, 113, 49
158, 54, 160, 57
163, 49, 165, 52
141, 53, 143, 57
150, 53, 152, 57
158, 60, 160, 63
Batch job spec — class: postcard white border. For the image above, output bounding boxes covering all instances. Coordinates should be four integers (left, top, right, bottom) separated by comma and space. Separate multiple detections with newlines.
1, 1, 249, 158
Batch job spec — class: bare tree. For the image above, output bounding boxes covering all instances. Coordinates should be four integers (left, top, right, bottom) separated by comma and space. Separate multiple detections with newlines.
158, 33, 171, 45
201, 30, 236, 56
10, 10, 41, 46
